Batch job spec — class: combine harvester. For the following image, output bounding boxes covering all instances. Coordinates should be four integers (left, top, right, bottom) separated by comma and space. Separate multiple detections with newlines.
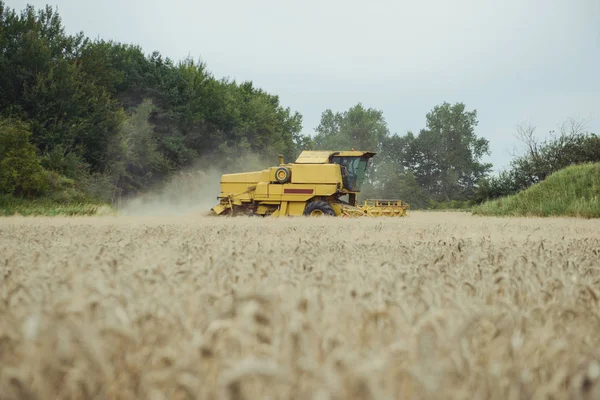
211, 150, 410, 217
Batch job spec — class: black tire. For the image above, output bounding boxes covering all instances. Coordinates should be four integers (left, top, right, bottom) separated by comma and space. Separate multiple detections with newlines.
275, 167, 291, 184
303, 200, 336, 216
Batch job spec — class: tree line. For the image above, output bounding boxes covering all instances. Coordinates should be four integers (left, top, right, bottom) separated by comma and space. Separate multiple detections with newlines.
307, 103, 600, 209
1, 2, 598, 209
0, 2, 302, 204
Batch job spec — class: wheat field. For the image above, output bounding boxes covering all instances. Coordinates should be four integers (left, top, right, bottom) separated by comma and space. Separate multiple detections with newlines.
1, 211, 600, 400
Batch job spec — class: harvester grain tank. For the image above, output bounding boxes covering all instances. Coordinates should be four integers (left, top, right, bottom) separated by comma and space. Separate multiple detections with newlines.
210, 150, 409, 217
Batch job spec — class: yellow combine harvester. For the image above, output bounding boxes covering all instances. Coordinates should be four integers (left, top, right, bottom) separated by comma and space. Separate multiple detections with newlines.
211, 150, 409, 217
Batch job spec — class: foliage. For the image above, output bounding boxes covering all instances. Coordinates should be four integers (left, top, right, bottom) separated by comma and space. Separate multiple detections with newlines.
403, 102, 492, 202
0, 1, 305, 205
0, 194, 109, 216
426, 199, 473, 211
315, 101, 492, 208
2, 1, 595, 213
473, 162, 600, 218
0, 118, 49, 196
475, 119, 600, 203
107, 98, 172, 195
313, 103, 389, 152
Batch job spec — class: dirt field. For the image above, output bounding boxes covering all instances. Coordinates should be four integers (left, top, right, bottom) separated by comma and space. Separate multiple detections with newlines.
1, 211, 600, 399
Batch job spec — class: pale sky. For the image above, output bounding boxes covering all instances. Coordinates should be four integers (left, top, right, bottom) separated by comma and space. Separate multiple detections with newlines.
9, 0, 600, 172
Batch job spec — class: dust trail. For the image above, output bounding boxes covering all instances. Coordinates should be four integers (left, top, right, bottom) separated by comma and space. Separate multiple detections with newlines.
115, 168, 222, 217
115, 152, 274, 217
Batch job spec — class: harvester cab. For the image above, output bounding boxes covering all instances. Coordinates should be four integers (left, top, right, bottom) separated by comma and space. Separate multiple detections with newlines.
331, 152, 373, 192
210, 150, 409, 217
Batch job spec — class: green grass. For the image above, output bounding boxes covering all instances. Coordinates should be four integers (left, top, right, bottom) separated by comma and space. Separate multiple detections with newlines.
0, 195, 114, 217
472, 162, 600, 218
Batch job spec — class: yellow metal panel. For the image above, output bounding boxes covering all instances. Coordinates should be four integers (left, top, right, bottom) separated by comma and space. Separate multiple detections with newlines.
221, 170, 269, 183
336, 150, 376, 157
267, 184, 283, 201
313, 184, 338, 196
294, 151, 335, 163
288, 201, 307, 216
278, 201, 289, 216
263, 183, 339, 202
280, 184, 316, 202
219, 182, 254, 201
255, 182, 268, 199
211, 203, 227, 215
256, 205, 270, 215
270, 185, 283, 195
294, 150, 376, 163
330, 203, 343, 216
290, 164, 342, 184
281, 185, 316, 201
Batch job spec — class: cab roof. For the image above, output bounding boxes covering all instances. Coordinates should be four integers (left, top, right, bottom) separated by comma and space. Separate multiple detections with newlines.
294, 150, 376, 164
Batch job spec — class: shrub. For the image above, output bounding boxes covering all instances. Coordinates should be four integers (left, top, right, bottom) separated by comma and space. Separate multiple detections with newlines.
0, 118, 50, 197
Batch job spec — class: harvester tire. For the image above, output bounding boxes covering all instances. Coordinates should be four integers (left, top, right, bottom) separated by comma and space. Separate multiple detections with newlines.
275, 167, 291, 184
303, 200, 336, 217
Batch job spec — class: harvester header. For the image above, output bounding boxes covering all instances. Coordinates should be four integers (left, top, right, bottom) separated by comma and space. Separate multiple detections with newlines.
210, 150, 409, 217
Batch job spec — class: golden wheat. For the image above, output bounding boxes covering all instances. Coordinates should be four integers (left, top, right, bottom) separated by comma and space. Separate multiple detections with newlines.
1, 211, 599, 399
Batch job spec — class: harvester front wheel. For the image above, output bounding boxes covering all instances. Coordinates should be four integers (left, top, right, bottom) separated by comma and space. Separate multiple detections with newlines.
303, 200, 335, 217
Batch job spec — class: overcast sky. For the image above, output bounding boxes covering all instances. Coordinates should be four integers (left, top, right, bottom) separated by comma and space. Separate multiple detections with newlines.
9, 0, 600, 172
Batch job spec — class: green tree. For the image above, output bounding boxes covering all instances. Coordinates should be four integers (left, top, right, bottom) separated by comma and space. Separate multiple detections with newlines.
361, 133, 429, 207
313, 103, 389, 152
0, 1, 310, 204
109, 99, 172, 194
0, 2, 125, 172
0, 118, 49, 196
0, 3, 85, 115
407, 102, 492, 202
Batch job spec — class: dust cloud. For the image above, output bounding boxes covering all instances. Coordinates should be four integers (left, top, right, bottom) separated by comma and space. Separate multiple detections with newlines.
115, 152, 275, 217
115, 167, 222, 217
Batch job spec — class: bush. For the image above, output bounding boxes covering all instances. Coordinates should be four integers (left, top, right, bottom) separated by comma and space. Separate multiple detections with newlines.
473, 162, 600, 218
426, 199, 473, 210
0, 194, 108, 216
44, 171, 92, 203
475, 121, 600, 203
0, 118, 50, 197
